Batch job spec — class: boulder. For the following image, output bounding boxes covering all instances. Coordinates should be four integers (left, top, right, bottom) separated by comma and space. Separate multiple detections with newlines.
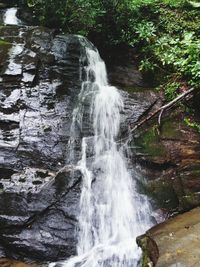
137, 207, 200, 267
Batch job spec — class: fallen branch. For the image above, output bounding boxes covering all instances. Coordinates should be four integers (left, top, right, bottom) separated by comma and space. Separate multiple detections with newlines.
129, 87, 197, 133
158, 108, 164, 125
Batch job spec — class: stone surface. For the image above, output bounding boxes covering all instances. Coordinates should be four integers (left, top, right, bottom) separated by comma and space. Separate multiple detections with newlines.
108, 64, 147, 88
0, 167, 82, 262
0, 23, 90, 262
137, 207, 200, 267
133, 107, 200, 214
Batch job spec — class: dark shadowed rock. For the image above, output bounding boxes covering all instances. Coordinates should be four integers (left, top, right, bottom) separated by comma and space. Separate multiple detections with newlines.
0, 24, 92, 262
108, 65, 147, 88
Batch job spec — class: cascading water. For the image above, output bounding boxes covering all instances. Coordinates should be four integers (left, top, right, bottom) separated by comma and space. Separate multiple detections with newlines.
3, 8, 22, 25
51, 45, 153, 267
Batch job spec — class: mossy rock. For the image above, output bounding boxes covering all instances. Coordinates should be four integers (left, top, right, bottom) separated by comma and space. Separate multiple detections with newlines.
136, 118, 181, 157
180, 193, 200, 210
134, 113, 187, 163
0, 38, 11, 69
144, 179, 179, 210
177, 163, 200, 207
160, 117, 182, 139
0, 3, 6, 8
0, 25, 20, 37
0, 38, 10, 46
137, 235, 158, 267
138, 208, 200, 267
135, 125, 167, 158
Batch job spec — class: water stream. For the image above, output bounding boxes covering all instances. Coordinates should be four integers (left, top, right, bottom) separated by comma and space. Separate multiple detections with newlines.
51, 46, 153, 267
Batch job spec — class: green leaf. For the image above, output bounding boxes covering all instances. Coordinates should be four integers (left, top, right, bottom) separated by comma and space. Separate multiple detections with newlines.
188, 1, 200, 8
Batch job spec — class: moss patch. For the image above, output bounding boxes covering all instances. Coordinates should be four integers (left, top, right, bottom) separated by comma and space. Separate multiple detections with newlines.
142, 251, 149, 267
161, 118, 181, 139
0, 38, 10, 46
180, 194, 200, 210
191, 169, 200, 174
137, 236, 149, 267
135, 126, 166, 157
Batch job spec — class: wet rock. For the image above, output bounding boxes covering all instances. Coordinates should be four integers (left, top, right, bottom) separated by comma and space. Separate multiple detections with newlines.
0, 166, 82, 262
109, 65, 147, 88
0, 24, 93, 262
118, 89, 161, 139
137, 207, 200, 267
16, 8, 37, 26
0, 26, 91, 170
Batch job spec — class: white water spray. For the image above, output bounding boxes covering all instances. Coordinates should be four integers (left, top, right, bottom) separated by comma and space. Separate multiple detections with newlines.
51, 46, 152, 267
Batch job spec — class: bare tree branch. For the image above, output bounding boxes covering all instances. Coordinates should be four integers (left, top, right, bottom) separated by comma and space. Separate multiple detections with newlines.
129, 87, 197, 133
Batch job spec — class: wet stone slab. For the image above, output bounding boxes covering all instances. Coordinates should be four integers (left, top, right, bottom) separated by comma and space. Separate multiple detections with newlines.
137, 207, 200, 267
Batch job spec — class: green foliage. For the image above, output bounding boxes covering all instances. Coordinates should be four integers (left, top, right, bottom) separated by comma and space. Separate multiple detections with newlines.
16, 0, 159, 45
162, 0, 188, 7
151, 32, 200, 87
188, 1, 200, 8
184, 117, 200, 133
135, 22, 156, 43
139, 58, 155, 72
164, 82, 180, 101
18, 0, 200, 95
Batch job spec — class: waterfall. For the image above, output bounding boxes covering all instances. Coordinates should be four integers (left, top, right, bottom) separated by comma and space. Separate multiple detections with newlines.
3, 8, 21, 25
51, 46, 152, 267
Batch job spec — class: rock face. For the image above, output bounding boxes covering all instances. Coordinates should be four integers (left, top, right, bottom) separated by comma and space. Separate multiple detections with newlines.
137, 207, 200, 267
0, 21, 93, 262
108, 64, 147, 88
133, 105, 200, 215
